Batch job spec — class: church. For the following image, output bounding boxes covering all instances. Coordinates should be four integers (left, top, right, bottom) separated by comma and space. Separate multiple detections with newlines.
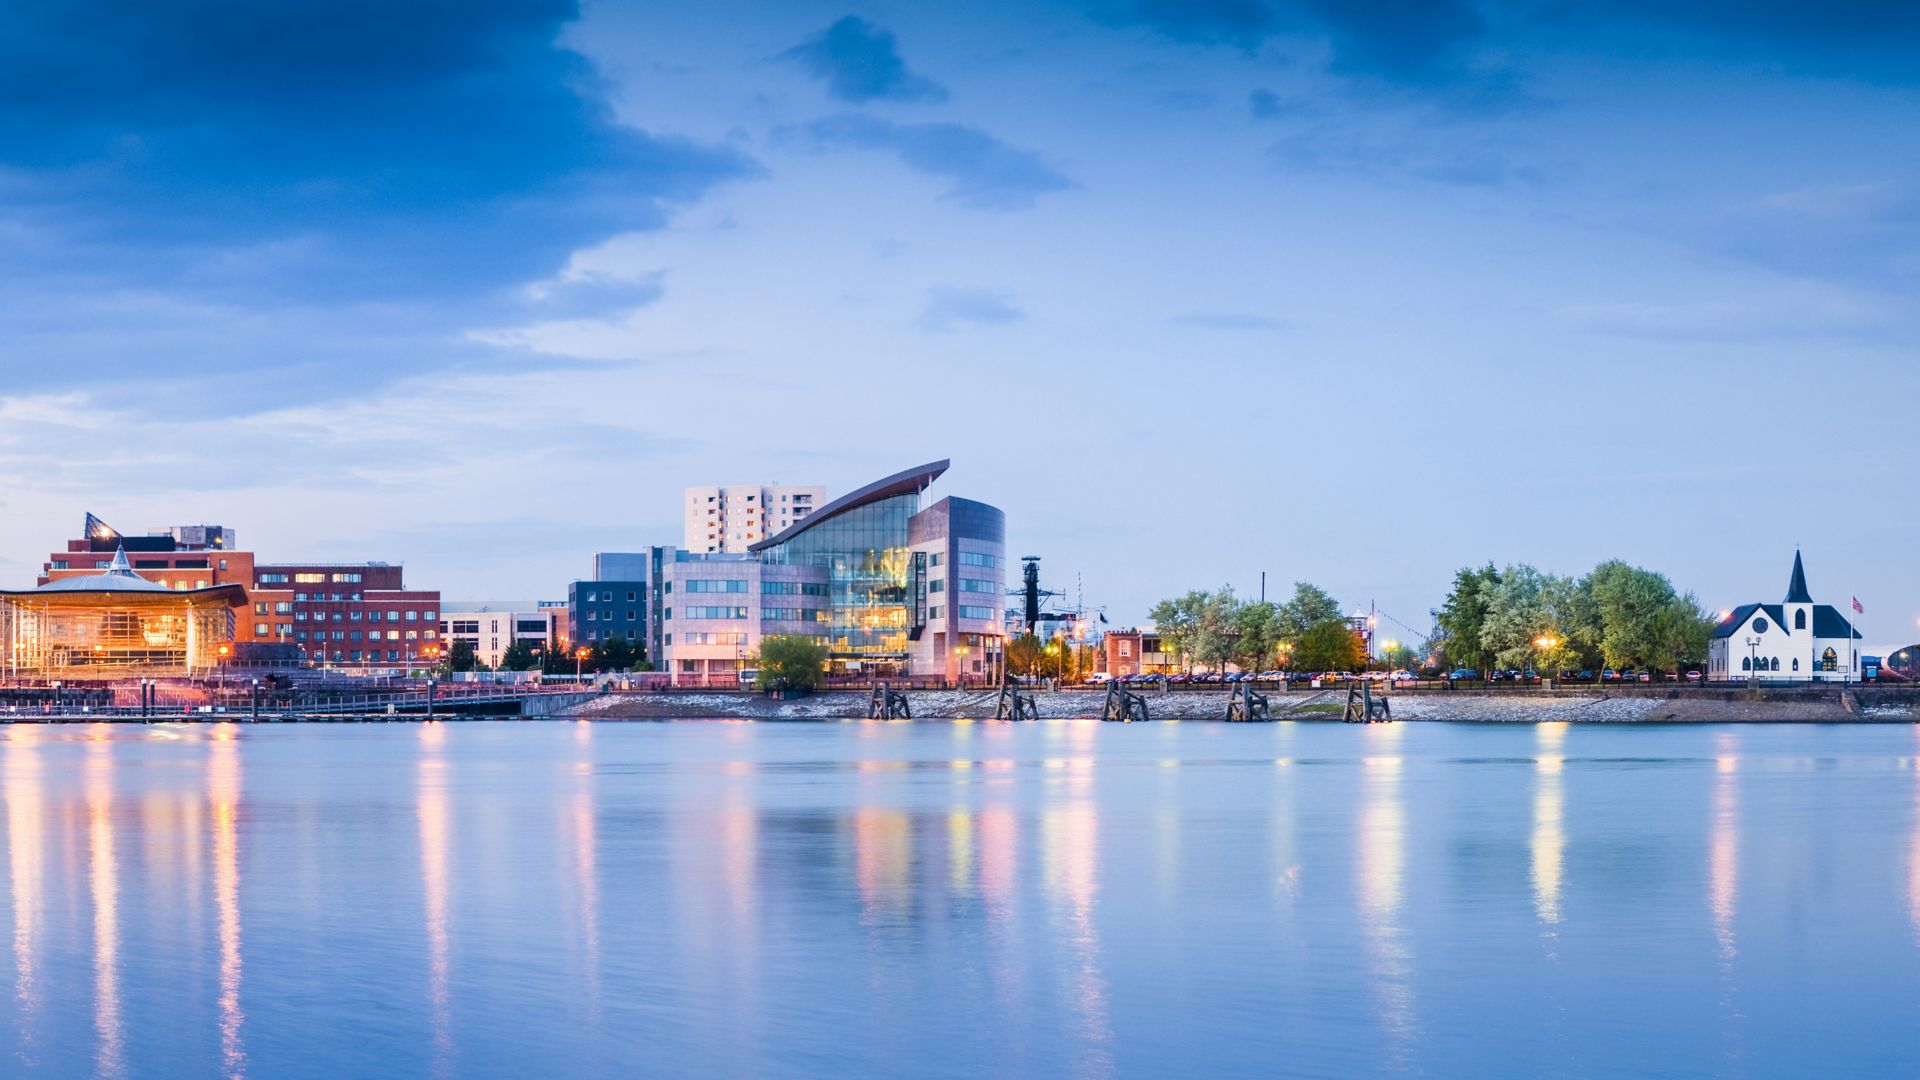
1707, 552, 1862, 681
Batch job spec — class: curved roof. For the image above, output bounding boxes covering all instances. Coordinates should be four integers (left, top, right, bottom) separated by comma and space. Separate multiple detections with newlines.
749, 459, 949, 553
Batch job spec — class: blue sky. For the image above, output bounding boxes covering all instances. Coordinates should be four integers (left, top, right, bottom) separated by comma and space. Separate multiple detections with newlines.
2, 1, 1916, 643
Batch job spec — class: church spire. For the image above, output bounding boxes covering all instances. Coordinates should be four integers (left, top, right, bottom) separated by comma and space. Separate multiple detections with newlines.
1784, 549, 1812, 604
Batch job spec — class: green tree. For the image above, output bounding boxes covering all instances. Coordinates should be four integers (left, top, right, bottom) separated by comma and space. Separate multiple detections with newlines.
1278, 582, 1343, 642
1147, 591, 1209, 672
447, 638, 478, 674
1436, 564, 1500, 674
1586, 560, 1683, 670
1006, 633, 1044, 677
597, 636, 640, 671
754, 635, 827, 692
1295, 617, 1364, 673
1649, 593, 1714, 674
1232, 600, 1283, 672
1190, 587, 1243, 673
499, 640, 537, 671
1482, 564, 1583, 671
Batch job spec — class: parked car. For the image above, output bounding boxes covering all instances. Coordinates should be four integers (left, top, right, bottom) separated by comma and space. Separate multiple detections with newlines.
1685, 670, 1703, 681
1448, 669, 1480, 680
1085, 672, 1111, 684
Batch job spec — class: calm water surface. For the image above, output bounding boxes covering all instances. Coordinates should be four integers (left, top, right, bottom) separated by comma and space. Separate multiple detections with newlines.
3, 718, 1918, 1078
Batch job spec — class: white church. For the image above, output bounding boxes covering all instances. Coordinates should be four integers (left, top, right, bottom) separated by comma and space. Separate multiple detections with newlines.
1707, 552, 1862, 682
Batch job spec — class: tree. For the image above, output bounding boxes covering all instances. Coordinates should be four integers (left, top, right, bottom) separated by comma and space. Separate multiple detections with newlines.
447, 638, 478, 674
1481, 564, 1583, 671
1190, 587, 1242, 673
1650, 593, 1713, 674
1587, 560, 1682, 670
1006, 634, 1044, 677
499, 640, 537, 671
1147, 591, 1209, 672
1381, 640, 1418, 669
1437, 564, 1500, 674
597, 636, 640, 671
754, 635, 827, 692
1295, 617, 1364, 673
1232, 600, 1283, 672
1278, 582, 1343, 642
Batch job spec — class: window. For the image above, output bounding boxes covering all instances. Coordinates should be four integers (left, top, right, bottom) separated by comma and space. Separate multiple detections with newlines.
960, 579, 995, 594
331, 631, 346, 641
683, 579, 747, 593
405, 611, 418, 622
276, 624, 291, 636
959, 606, 996, 621
274, 602, 293, 615
627, 611, 637, 621
1822, 647, 1838, 672
1795, 610, 1806, 630
684, 606, 749, 620
959, 552, 997, 568
452, 621, 479, 634
1119, 641, 1132, 657
350, 611, 362, 621
331, 573, 362, 583
929, 580, 945, 593
294, 573, 325, 584
50, 561, 68, 570
387, 611, 400, 622
763, 581, 828, 596
1752, 617, 1769, 633
349, 631, 362, 642
1770, 657, 1780, 671
254, 623, 270, 636
423, 611, 436, 621
219, 559, 228, 571
1742, 657, 1751, 671
259, 573, 288, 584
295, 593, 309, 602
627, 591, 637, 602
254, 602, 268, 615
1792, 658, 1800, 672
929, 605, 943, 620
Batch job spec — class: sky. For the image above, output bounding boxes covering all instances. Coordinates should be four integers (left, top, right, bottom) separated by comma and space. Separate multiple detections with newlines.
1, 0, 1917, 644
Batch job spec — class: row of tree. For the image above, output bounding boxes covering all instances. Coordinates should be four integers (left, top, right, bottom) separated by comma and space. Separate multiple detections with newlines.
1146, 582, 1365, 674
440, 637, 649, 675
1432, 561, 1713, 675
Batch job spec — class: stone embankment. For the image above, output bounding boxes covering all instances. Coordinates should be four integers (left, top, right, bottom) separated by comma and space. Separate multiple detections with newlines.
572, 685, 1920, 723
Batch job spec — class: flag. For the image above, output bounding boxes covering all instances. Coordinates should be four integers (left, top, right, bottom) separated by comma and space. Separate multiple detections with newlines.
1853, 596, 1864, 615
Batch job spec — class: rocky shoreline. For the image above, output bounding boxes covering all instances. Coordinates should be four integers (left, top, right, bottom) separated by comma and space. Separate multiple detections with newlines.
572, 687, 1920, 723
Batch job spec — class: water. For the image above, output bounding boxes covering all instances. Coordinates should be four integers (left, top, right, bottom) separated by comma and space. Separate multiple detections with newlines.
2, 719, 1918, 1078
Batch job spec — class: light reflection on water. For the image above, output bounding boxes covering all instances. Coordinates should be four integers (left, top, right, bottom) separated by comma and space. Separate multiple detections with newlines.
0, 720, 1918, 1077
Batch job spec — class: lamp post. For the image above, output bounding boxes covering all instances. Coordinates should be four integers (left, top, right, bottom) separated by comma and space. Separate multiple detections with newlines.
956, 645, 969, 689
1382, 638, 1399, 676
1533, 635, 1557, 686
1744, 635, 1760, 685
427, 677, 436, 722
250, 678, 260, 722
575, 646, 590, 684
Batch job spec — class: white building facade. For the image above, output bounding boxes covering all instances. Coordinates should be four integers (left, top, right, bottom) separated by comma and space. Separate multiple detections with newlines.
683, 483, 825, 554
1707, 552, 1862, 682
440, 601, 566, 669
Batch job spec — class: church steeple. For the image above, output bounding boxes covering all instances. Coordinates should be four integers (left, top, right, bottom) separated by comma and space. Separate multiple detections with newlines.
1784, 549, 1812, 604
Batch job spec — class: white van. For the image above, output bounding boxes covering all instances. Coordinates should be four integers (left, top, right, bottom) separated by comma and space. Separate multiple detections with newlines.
736, 668, 759, 687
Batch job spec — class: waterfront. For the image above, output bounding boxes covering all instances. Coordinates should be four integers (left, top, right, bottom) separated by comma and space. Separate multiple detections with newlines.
4, 720, 1920, 1077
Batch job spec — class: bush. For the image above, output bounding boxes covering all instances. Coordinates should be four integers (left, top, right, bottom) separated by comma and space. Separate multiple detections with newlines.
754, 635, 827, 692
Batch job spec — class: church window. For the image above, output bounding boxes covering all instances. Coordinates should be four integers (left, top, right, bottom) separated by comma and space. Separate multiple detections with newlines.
1821, 647, 1838, 672
1792, 658, 1800, 672
1770, 657, 1780, 672
1794, 610, 1806, 630
1753, 617, 1769, 633
1742, 657, 1751, 672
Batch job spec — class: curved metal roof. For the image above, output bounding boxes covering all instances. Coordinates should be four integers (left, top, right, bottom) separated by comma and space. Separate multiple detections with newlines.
749, 459, 950, 553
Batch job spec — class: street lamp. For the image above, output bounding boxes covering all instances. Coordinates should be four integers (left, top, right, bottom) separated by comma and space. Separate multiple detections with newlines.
1381, 638, 1399, 674
575, 646, 591, 683
1533, 635, 1557, 685
956, 645, 969, 688
1744, 635, 1760, 683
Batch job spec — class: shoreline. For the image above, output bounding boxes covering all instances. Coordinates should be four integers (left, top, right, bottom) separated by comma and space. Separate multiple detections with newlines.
574, 686, 1920, 724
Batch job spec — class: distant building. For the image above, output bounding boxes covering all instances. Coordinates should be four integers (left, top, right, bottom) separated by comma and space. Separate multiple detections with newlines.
1707, 551, 1862, 681
568, 578, 648, 652
683, 483, 825, 554
440, 602, 566, 669
40, 513, 440, 674
1102, 627, 1174, 675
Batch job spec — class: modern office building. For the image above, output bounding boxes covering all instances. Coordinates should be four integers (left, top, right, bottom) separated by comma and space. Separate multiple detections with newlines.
746, 460, 1005, 684
683, 483, 825, 554
40, 514, 440, 673
440, 601, 567, 669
